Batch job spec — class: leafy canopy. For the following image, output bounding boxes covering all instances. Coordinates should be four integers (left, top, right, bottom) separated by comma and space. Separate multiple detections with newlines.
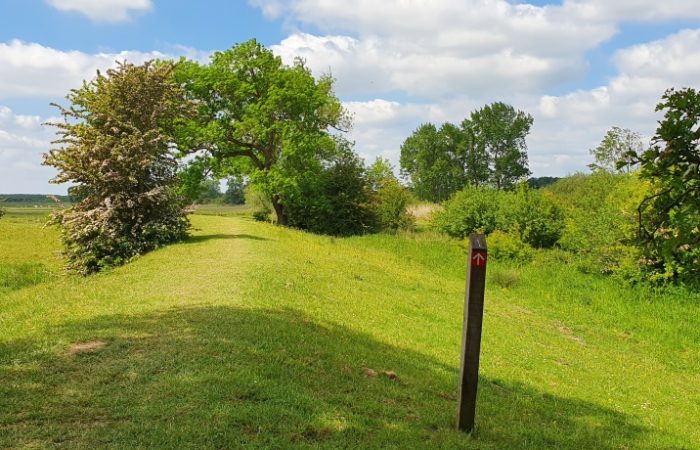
589, 126, 643, 173
466, 102, 532, 190
400, 102, 532, 202
400, 123, 487, 202
174, 39, 350, 225
626, 87, 700, 284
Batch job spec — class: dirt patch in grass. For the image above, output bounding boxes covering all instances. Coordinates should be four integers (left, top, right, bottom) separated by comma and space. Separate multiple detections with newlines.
66, 341, 106, 355
555, 322, 586, 345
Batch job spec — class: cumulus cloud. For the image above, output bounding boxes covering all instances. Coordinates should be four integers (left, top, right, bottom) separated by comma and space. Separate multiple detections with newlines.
46, 0, 153, 23
0, 40, 166, 100
4, 1, 700, 192
0, 105, 59, 194
563, 0, 700, 22
529, 28, 700, 171
266, 0, 615, 99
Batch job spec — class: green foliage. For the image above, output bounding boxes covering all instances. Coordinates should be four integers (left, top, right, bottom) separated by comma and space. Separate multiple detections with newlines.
244, 185, 272, 222
0, 194, 71, 204
174, 39, 350, 226
193, 179, 223, 204
624, 88, 700, 285
527, 176, 561, 189
433, 185, 562, 248
509, 186, 564, 248
432, 187, 507, 237
67, 186, 87, 203
285, 151, 377, 236
488, 230, 533, 264
43, 61, 190, 274
374, 179, 415, 233
399, 123, 485, 202
589, 127, 643, 173
465, 102, 532, 189
364, 158, 415, 233
224, 177, 246, 205
546, 172, 646, 279
400, 103, 532, 202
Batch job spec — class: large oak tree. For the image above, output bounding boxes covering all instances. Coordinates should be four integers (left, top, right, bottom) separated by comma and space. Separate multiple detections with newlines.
174, 39, 350, 225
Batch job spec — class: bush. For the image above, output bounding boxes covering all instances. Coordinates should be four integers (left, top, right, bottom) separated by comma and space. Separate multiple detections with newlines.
285, 152, 378, 236
43, 61, 190, 274
627, 88, 700, 285
432, 187, 507, 237
373, 179, 415, 233
509, 187, 564, 248
547, 172, 646, 276
488, 230, 533, 264
432, 185, 563, 248
245, 185, 272, 222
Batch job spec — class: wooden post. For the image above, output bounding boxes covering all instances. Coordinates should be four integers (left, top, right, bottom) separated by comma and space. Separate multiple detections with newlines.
457, 233, 487, 433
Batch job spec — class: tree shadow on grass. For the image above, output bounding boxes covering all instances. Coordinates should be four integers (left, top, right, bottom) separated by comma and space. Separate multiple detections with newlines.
1, 307, 653, 449
184, 233, 269, 244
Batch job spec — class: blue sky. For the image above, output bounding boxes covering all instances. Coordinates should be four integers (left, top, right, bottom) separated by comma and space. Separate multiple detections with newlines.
1, 0, 700, 193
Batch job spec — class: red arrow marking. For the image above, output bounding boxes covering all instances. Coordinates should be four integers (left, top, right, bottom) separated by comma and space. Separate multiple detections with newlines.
471, 251, 486, 267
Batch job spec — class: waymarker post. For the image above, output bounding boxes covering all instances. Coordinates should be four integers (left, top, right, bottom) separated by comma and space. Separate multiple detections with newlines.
457, 233, 487, 433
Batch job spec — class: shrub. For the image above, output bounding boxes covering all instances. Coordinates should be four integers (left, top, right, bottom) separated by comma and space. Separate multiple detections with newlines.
43, 61, 191, 274
547, 172, 646, 275
488, 230, 533, 264
285, 152, 378, 236
432, 185, 563, 248
245, 185, 272, 222
510, 187, 564, 248
432, 187, 507, 237
373, 179, 415, 233
626, 88, 700, 285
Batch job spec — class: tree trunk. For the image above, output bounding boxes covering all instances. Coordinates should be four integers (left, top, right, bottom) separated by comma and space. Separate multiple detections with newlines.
271, 194, 288, 226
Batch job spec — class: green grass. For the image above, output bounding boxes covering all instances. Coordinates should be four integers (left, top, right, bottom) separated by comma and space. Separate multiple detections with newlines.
1, 209, 699, 449
191, 203, 253, 217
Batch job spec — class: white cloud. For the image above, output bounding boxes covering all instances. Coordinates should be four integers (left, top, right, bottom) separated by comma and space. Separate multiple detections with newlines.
46, 0, 153, 23
267, 0, 615, 99
0, 40, 199, 193
563, 0, 700, 22
0, 40, 166, 100
0, 105, 60, 194
533, 28, 700, 155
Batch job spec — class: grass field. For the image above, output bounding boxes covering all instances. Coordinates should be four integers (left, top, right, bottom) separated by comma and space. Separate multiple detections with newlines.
1, 207, 699, 449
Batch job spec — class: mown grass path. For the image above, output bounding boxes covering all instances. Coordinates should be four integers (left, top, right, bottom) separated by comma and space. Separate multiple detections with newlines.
1, 212, 699, 449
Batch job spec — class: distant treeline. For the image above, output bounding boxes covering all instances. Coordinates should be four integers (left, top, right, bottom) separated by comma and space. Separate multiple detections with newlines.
0, 194, 70, 204
527, 177, 561, 189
